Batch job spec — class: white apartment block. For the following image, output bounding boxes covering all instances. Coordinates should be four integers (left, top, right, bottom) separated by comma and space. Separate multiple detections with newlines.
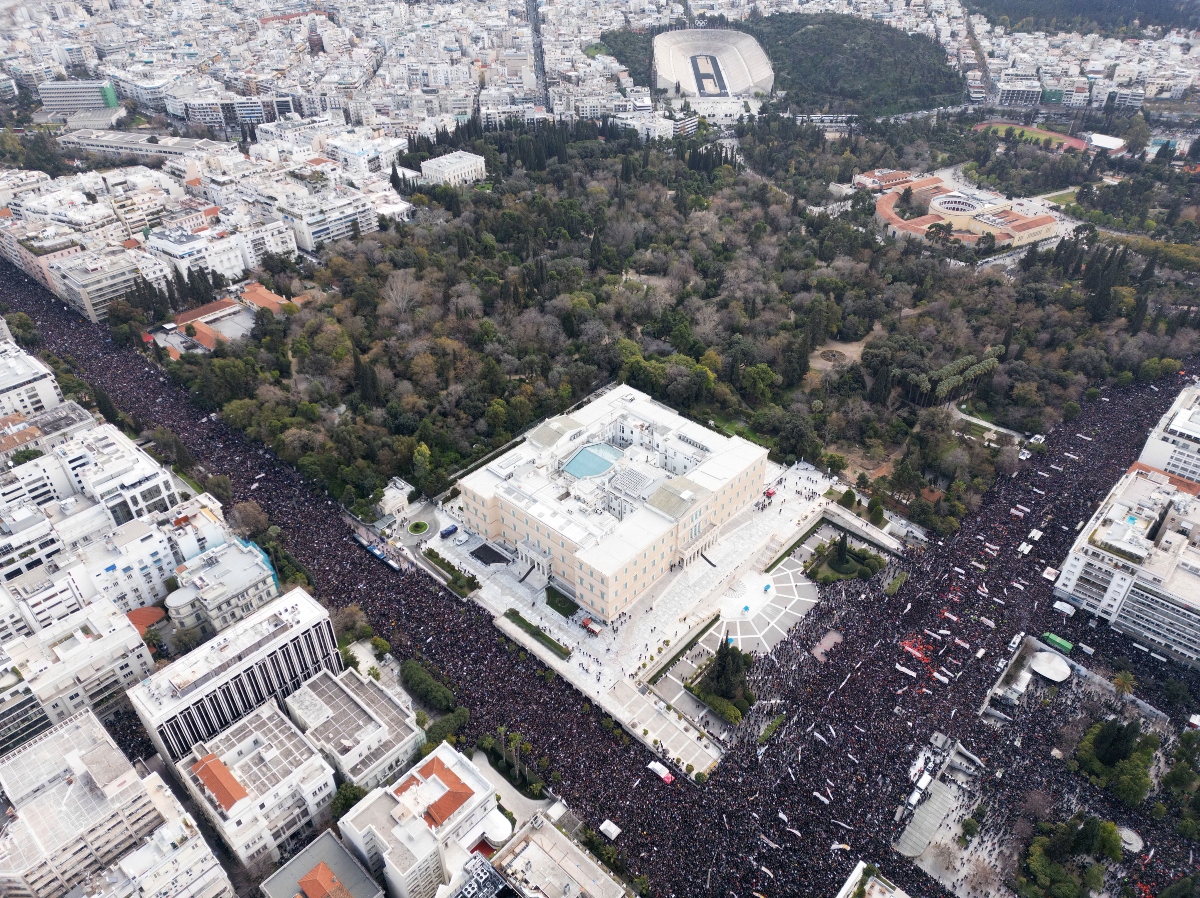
0, 402, 96, 465
36, 79, 118, 110
494, 816, 625, 898
340, 744, 507, 898
178, 702, 336, 865
458, 385, 769, 622
147, 226, 248, 283
1139, 385, 1200, 486
0, 493, 229, 644
276, 190, 379, 252
47, 248, 172, 323
57, 130, 236, 161
85, 808, 236, 898
0, 342, 63, 419
324, 133, 409, 179
129, 587, 341, 762
419, 151, 487, 187
0, 423, 180, 530
0, 599, 154, 755
0, 711, 167, 898
285, 668, 421, 790
237, 219, 298, 270
165, 538, 280, 636
1055, 465, 1200, 664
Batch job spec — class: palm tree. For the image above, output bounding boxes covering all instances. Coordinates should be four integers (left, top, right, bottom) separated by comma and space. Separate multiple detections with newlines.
508, 732, 522, 775
1113, 670, 1136, 697
521, 741, 533, 779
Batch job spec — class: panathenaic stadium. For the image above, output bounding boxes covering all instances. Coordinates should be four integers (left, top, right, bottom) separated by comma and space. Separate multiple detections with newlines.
653, 29, 774, 98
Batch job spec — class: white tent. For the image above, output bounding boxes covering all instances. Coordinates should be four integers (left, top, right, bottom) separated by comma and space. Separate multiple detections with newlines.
600, 819, 622, 840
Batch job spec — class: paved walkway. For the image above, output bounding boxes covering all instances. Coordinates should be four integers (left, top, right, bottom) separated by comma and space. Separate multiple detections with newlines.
433, 463, 844, 774
469, 750, 551, 827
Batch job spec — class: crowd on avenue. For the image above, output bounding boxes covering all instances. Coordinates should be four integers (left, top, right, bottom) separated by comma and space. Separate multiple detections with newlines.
4, 261, 1198, 897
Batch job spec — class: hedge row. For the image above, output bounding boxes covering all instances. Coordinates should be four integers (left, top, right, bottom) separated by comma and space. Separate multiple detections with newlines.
401, 659, 456, 710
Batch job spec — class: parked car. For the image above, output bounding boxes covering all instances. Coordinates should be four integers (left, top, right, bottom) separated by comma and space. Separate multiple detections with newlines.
439, 524, 459, 539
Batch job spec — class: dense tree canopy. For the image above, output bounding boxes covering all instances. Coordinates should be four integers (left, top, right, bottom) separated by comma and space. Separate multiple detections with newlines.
105, 114, 1196, 540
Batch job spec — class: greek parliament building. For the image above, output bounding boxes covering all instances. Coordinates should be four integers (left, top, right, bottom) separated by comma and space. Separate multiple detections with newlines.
1054, 383, 1200, 664
129, 587, 341, 762
458, 385, 769, 623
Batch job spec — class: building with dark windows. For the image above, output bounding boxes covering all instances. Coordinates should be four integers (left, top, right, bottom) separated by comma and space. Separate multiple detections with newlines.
129, 587, 341, 761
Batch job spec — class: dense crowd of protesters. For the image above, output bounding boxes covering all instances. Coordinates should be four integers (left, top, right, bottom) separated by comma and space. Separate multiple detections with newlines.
5, 264, 1195, 897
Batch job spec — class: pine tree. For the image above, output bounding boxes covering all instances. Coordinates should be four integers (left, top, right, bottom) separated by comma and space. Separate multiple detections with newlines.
589, 228, 602, 272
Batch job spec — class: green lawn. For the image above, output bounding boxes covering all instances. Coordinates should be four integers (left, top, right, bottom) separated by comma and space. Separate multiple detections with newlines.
504, 609, 572, 659
409, 521, 429, 534
424, 548, 479, 597
1046, 190, 1078, 205
545, 586, 579, 618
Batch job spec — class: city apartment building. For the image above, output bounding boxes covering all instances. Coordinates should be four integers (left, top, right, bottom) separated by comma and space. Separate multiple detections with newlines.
0, 492, 229, 644
1139, 386, 1200, 486
237, 220, 298, 270
129, 587, 341, 762
0, 599, 154, 754
494, 816, 625, 898
1054, 464, 1200, 664
0, 401, 96, 465
0, 711, 163, 898
57, 129, 236, 161
0, 423, 180, 528
178, 702, 336, 865
340, 744, 506, 898
996, 72, 1043, 105
147, 227, 250, 283
48, 248, 172, 323
86, 808, 236, 898
36, 79, 118, 110
0, 224, 85, 291
165, 538, 280, 635
276, 190, 378, 251
324, 133, 408, 179
419, 151, 487, 187
458, 385, 769, 621
0, 342, 63, 419
285, 668, 421, 789
260, 830, 383, 898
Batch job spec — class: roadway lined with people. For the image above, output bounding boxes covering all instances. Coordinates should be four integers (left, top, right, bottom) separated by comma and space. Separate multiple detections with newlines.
4, 263, 1191, 897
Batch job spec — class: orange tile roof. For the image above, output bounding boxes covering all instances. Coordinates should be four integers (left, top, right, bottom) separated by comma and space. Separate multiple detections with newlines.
188, 320, 223, 351
393, 775, 418, 796
241, 281, 288, 313
192, 753, 248, 811
1128, 461, 1200, 497
0, 208, 13, 219
1009, 215, 1056, 233
126, 605, 165, 636
121, 237, 141, 249
298, 862, 354, 898
419, 756, 473, 827
176, 298, 238, 325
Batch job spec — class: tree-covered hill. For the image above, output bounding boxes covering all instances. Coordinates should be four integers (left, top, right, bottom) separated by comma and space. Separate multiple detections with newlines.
732, 13, 965, 113
602, 15, 964, 114
965, 0, 1200, 36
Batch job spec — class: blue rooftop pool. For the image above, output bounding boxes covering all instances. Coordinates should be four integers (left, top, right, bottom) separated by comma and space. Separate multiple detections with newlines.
563, 442, 623, 478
